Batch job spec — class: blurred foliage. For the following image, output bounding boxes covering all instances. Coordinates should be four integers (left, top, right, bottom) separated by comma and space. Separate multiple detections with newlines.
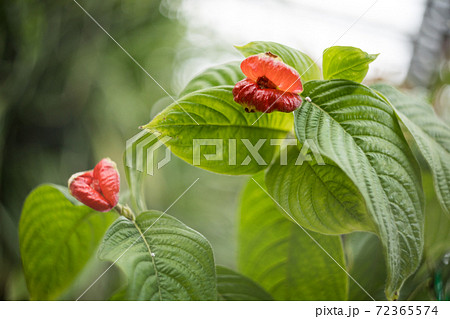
0, 0, 243, 300
431, 60, 450, 123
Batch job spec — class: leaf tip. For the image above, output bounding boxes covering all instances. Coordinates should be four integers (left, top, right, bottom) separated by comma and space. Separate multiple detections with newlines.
234, 44, 245, 52
139, 124, 152, 131
368, 53, 380, 61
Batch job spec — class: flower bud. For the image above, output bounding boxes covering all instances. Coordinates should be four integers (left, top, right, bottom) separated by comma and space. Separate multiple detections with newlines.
68, 158, 120, 212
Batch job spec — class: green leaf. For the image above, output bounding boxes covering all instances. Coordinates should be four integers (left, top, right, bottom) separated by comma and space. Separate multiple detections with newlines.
372, 84, 450, 215
98, 211, 217, 300
19, 184, 115, 300
422, 172, 450, 263
322, 46, 378, 82
345, 232, 386, 301
109, 287, 127, 301
397, 172, 450, 301
266, 146, 373, 234
238, 173, 348, 300
294, 80, 424, 299
180, 61, 244, 96
216, 266, 273, 301
235, 41, 321, 82
142, 86, 293, 175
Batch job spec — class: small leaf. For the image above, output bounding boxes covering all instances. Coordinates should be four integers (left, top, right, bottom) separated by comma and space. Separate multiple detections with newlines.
142, 86, 293, 175
238, 173, 348, 300
295, 80, 424, 299
372, 84, 450, 215
19, 184, 115, 300
180, 61, 244, 96
216, 266, 273, 301
322, 46, 378, 82
98, 211, 217, 300
235, 41, 321, 82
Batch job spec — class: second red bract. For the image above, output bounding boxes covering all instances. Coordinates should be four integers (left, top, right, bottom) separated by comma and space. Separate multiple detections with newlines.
233, 52, 303, 113
68, 158, 120, 212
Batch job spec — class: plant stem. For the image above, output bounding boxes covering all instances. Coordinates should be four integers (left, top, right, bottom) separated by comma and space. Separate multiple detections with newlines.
114, 203, 136, 221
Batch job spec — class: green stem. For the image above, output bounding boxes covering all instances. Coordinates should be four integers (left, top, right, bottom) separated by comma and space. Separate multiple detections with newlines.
114, 203, 136, 221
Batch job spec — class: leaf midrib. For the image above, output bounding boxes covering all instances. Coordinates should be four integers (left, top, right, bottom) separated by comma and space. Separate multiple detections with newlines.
304, 97, 401, 285
148, 123, 290, 135
308, 99, 394, 191
132, 219, 163, 301
304, 160, 371, 231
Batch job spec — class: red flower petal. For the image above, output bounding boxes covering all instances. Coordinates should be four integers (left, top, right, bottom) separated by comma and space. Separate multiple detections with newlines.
68, 170, 113, 212
68, 158, 120, 212
240, 53, 303, 94
93, 158, 120, 207
233, 79, 302, 113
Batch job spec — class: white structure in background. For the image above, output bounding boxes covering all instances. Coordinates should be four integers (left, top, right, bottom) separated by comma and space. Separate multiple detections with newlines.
168, 0, 426, 90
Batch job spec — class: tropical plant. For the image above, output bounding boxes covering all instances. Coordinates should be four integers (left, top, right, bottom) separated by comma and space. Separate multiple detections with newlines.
18, 41, 450, 301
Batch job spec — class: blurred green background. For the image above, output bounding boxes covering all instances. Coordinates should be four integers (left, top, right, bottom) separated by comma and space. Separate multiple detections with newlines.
0, 0, 448, 300
0, 0, 248, 300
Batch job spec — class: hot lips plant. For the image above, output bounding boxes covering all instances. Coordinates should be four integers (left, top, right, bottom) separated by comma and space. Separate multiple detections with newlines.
68, 158, 135, 220
233, 52, 303, 113
19, 41, 450, 301
68, 158, 120, 213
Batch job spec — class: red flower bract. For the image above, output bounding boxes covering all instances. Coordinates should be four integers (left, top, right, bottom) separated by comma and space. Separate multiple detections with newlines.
68, 158, 120, 212
233, 52, 303, 113
233, 79, 302, 113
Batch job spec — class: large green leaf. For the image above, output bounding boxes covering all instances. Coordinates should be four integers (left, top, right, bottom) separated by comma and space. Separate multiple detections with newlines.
180, 61, 244, 96
372, 84, 450, 215
322, 46, 378, 82
19, 184, 115, 300
235, 41, 321, 82
142, 86, 293, 175
216, 266, 273, 301
238, 173, 348, 300
294, 80, 424, 299
98, 211, 217, 300
266, 146, 373, 234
